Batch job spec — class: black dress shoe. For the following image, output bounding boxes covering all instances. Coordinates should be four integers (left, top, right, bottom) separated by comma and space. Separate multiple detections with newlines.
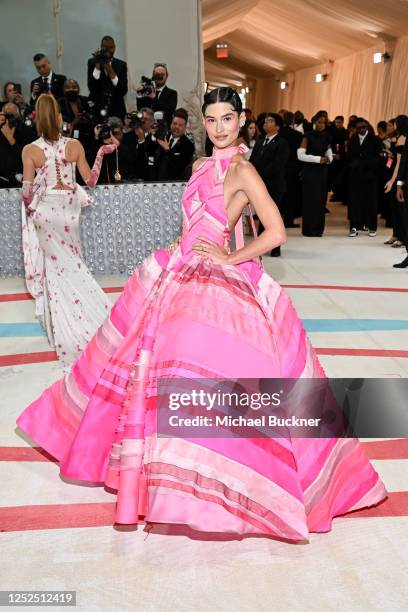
393, 256, 408, 269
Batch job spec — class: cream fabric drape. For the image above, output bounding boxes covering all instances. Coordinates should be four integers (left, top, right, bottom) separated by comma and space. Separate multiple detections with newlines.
270, 38, 408, 124
202, 0, 408, 123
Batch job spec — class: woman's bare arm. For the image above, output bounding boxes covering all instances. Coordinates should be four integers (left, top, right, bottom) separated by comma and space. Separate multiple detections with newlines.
226, 161, 286, 263
70, 140, 92, 184
21, 145, 37, 210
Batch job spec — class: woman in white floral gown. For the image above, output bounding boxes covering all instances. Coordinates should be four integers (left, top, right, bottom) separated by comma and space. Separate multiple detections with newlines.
21, 94, 118, 365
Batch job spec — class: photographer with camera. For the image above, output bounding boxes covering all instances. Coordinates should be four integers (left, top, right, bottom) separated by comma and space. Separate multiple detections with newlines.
0, 102, 36, 188
58, 79, 93, 152
2, 82, 32, 119
136, 63, 177, 126
87, 35, 128, 120
30, 54, 66, 107
120, 110, 150, 180
87, 117, 126, 184
156, 108, 194, 180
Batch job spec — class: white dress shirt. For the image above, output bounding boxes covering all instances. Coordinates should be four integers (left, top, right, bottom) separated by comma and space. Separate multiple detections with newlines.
358, 132, 368, 145
92, 65, 118, 87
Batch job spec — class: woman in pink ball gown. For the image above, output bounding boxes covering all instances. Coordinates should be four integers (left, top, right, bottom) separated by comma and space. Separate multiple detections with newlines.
16, 88, 386, 542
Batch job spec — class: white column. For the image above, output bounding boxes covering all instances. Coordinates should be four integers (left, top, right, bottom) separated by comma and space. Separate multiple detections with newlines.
123, 0, 205, 152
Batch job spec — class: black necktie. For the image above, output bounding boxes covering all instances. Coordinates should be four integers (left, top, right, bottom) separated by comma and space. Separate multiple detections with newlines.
169, 136, 174, 148
263, 137, 270, 147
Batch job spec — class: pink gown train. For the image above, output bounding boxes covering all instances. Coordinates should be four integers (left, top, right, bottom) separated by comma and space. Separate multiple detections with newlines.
16, 144, 387, 541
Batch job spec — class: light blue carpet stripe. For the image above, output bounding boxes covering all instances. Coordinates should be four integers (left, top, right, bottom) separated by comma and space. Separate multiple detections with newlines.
0, 323, 46, 337
1, 319, 408, 338
303, 319, 408, 332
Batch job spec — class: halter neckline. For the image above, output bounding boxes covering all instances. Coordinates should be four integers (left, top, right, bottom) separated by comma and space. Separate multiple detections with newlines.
212, 143, 248, 159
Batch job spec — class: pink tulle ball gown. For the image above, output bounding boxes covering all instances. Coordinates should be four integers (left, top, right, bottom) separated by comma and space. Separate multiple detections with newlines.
16, 144, 386, 542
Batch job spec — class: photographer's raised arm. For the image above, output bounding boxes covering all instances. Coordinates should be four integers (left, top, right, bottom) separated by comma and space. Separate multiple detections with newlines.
109, 61, 128, 97
87, 58, 103, 96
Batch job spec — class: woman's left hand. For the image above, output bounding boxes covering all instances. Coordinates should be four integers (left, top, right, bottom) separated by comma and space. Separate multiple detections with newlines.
192, 237, 231, 263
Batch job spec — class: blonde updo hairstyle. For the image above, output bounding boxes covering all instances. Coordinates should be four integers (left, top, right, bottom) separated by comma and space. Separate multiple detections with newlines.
35, 93, 62, 143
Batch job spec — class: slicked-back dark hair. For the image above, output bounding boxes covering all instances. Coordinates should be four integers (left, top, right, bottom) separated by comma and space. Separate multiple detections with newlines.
173, 107, 188, 123
202, 87, 243, 115
33, 53, 46, 62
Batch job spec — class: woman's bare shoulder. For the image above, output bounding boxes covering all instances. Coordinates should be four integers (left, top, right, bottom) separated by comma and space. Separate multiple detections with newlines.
192, 157, 209, 173
231, 154, 256, 175
66, 138, 84, 159
22, 142, 42, 160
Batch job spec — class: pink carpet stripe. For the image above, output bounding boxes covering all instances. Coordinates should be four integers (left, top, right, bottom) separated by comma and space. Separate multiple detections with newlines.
343, 491, 408, 519
3, 346, 408, 367
362, 439, 408, 459
282, 284, 408, 293
0, 492, 407, 532
4, 439, 407, 462
0, 292, 32, 302
1, 284, 407, 304
0, 447, 58, 462
0, 286, 124, 303
315, 348, 408, 358
0, 351, 57, 366
0, 502, 116, 532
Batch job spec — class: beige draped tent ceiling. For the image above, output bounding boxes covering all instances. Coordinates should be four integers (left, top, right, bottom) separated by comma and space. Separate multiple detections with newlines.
202, 0, 408, 123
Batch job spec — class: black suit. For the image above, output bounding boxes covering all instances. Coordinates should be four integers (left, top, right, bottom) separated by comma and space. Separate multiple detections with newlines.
397, 141, 408, 185
396, 141, 408, 251
329, 126, 348, 201
30, 73, 66, 106
250, 133, 290, 255
0, 123, 36, 187
250, 134, 290, 202
120, 131, 149, 180
137, 85, 178, 125
157, 133, 194, 180
87, 57, 128, 120
279, 126, 303, 224
347, 133, 382, 231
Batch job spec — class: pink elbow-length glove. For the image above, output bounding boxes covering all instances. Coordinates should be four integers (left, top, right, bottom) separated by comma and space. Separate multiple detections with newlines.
22, 180, 34, 213
86, 144, 118, 188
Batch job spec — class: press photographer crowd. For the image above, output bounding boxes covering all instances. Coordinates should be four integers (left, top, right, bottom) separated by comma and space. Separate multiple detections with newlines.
0, 36, 194, 187
1, 35, 407, 266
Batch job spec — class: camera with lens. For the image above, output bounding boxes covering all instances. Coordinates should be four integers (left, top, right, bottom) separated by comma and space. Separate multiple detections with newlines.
92, 46, 112, 65
137, 76, 155, 98
97, 123, 112, 142
126, 111, 144, 129
38, 81, 50, 94
152, 111, 168, 141
4, 112, 19, 129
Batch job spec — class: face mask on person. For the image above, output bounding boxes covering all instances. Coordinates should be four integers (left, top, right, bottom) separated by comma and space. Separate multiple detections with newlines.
66, 90, 79, 101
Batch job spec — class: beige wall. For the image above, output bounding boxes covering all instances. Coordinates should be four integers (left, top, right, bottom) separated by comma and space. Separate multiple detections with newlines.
251, 36, 408, 125
123, 0, 205, 150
